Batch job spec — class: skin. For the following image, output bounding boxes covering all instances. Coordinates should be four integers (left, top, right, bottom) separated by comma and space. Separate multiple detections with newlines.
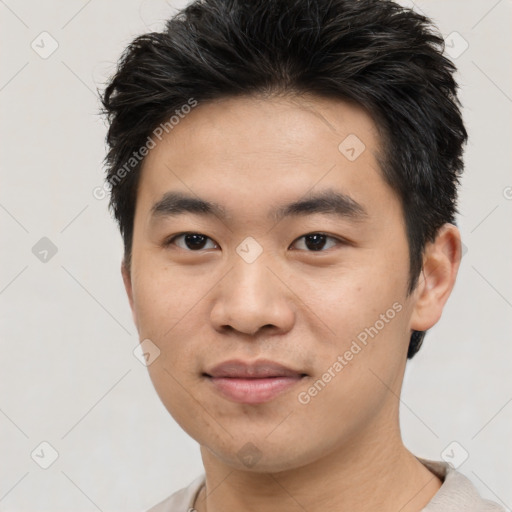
122, 93, 462, 512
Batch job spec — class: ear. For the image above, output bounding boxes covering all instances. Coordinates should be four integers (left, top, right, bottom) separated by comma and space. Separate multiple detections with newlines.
410, 223, 462, 332
121, 258, 138, 330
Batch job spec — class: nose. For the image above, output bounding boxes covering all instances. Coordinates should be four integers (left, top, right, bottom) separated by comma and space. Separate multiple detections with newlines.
209, 254, 295, 336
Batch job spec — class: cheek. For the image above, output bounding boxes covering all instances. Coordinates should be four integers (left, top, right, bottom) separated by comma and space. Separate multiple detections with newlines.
297, 265, 409, 387
292, 260, 403, 342
132, 264, 209, 428
131, 259, 214, 386
131, 258, 206, 337
292, 305, 409, 445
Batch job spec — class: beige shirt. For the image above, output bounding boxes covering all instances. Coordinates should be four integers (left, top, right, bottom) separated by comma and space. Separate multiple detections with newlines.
147, 458, 506, 512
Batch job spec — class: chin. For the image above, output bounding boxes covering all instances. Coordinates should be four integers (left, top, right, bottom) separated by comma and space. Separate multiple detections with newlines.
202, 438, 319, 474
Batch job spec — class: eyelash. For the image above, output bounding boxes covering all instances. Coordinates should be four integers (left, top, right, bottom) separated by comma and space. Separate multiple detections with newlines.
163, 232, 347, 252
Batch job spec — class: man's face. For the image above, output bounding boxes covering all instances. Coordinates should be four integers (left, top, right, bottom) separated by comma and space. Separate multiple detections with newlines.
124, 94, 421, 472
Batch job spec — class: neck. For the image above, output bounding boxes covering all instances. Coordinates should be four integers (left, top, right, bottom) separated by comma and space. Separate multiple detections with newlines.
194, 428, 442, 512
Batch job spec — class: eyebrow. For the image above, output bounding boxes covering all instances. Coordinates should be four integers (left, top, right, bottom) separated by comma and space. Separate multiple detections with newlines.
150, 189, 368, 224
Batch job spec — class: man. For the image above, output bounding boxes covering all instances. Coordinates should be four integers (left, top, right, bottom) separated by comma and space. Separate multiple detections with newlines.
101, 0, 504, 510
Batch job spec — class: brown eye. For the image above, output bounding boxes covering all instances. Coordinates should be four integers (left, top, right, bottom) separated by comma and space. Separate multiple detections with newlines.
166, 233, 218, 251
291, 233, 341, 251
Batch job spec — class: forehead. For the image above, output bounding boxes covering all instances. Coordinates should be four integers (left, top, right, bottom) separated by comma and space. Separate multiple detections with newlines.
135, 93, 392, 224
149, 93, 380, 158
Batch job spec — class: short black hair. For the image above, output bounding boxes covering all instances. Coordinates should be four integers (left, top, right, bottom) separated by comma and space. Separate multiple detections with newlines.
101, 0, 468, 359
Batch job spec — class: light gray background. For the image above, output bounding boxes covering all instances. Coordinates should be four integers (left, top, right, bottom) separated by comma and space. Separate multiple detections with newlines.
1, 0, 511, 511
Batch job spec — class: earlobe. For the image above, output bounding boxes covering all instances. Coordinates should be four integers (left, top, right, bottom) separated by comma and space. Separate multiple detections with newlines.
410, 224, 462, 332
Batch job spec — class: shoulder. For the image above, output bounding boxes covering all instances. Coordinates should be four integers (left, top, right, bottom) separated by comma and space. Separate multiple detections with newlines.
418, 458, 506, 512
146, 474, 205, 512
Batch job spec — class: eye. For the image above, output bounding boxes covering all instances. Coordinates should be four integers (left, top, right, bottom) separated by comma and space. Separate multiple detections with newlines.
165, 232, 218, 251
164, 232, 345, 252
290, 233, 343, 251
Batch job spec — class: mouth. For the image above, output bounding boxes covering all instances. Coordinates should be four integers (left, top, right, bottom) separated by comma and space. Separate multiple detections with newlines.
203, 359, 308, 404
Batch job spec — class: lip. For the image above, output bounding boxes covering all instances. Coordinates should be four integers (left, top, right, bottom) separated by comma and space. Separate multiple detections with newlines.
204, 359, 307, 404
